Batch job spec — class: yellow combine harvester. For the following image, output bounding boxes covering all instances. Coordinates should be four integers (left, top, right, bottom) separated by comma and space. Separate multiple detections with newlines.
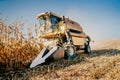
30, 12, 91, 68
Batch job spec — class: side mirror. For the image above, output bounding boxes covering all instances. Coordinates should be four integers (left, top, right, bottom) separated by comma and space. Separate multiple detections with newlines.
62, 16, 65, 23
35, 23, 37, 27
62, 16, 65, 21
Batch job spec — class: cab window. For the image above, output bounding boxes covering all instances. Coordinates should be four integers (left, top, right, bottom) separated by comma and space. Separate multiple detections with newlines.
50, 16, 61, 29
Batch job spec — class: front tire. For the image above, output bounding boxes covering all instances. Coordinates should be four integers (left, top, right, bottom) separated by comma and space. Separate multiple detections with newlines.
64, 46, 76, 59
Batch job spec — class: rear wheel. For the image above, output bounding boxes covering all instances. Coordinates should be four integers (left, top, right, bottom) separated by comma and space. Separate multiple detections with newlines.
84, 44, 91, 54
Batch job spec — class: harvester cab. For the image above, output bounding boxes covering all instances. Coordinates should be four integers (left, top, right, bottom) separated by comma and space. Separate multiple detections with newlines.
30, 12, 91, 68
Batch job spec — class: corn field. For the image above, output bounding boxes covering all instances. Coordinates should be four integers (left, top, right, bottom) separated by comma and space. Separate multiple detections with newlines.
0, 20, 43, 71
0, 20, 120, 80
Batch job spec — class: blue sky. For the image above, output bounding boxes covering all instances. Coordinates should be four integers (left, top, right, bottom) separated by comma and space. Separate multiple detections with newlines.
0, 0, 120, 40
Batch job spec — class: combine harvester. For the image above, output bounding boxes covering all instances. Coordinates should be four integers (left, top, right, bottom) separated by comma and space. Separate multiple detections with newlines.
30, 12, 91, 68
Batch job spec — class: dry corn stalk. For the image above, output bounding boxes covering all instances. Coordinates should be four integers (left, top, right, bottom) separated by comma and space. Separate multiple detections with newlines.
0, 20, 43, 71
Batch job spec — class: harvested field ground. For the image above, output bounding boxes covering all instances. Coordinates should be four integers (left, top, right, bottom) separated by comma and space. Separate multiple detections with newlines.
0, 39, 120, 80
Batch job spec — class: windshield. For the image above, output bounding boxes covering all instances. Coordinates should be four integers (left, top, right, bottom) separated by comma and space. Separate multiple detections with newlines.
39, 19, 46, 25
38, 16, 52, 34
38, 15, 61, 34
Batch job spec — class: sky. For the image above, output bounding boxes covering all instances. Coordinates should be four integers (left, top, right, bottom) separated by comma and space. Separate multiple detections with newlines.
0, 0, 120, 40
